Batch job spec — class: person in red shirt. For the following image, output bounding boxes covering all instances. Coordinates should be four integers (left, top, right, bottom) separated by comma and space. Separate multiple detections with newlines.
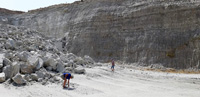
111, 59, 115, 71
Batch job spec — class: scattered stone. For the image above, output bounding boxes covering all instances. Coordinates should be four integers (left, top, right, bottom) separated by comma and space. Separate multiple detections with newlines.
38, 78, 43, 82
36, 70, 45, 79
65, 67, 73, 72
0, 54, 4, 68
53, 76, 61, 82
4, 52, 14, 60
149, 64, 165, 69
95, 63, 103, 66
3, 62, 20, 79
30, 74, 38, 81
0, 72, 6, 83
35, 58, 44, 70
12, 73, 26, 85
46, 66, 53, 71
4, 38, 16, 50
16, 51, 30, 62
23, 74, 31, 82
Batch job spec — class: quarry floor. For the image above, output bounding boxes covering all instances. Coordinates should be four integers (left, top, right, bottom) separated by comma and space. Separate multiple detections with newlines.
0, 64, 200, 97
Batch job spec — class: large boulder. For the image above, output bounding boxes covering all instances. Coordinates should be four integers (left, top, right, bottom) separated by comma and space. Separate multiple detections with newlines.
4, 52, 14, 60
27, 55, 38, 68
12, 73, 26, 85
36, 68, 50, 79
64, 60, 75, 67
3, 62, 20, 79
74, 67, 85, 74
0, 73, 6, 83
74, 57, 86, 66
43, 58, 57, 70
60, 54, 69, 63
26, 55, 43, 70
83, 55, 95, 65
20, 63, 34, 74
56, 62, 65, 73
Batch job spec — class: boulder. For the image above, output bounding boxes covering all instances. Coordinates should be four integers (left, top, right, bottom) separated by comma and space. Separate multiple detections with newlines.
0, 73, 6, 83
64, 61, 74, 67
12, 73, 26, 85
65, 67, 73, 72
43, 58, 57, 70
35, 58, 44, 70
53, 76, 61, 82
83, 55, 95, 65
74, 57, 86, 66
26, 55, 43, 70
23, 74, 31, 82
20, 63, 34, 74
66, 53, 77, 61
36, 68, 50, 79
3, 58, 12, 66
95, 63, 103, 66
36, 70, 45, 79
4, 38, 16, 50
27, 55, 38, 68
4, 52, 14, 60
3, 62, 20, 79
74, 67, 85, 74
46, 66, 53, 71
30, 74, 39, 81
60, 54, 69, 63
16, 51, 30, 62
56, 62, 65, 73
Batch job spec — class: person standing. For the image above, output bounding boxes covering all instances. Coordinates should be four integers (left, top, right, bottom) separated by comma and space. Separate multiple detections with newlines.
111, 59, 115, 71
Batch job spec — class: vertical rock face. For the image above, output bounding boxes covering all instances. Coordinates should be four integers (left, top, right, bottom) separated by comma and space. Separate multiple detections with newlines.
1, 0, 200, 69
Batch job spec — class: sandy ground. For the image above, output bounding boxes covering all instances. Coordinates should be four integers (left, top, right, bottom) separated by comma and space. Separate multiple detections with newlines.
0, 64, 200, 97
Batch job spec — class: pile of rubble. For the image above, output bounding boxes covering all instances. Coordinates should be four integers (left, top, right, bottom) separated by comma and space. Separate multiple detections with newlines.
0, 24, 96, 85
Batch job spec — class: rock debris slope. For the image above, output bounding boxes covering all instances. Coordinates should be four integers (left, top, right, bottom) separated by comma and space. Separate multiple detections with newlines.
0, 24, 96, 85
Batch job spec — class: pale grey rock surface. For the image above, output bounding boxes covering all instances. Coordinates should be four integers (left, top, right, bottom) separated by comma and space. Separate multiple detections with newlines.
0, 72, 6, 82
12, 73, 26, 85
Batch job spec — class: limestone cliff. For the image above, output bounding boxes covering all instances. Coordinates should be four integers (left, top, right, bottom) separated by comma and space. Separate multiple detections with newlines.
1, 0, 200, 69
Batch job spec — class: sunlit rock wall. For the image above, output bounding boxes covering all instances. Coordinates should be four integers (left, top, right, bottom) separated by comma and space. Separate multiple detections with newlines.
6, 0, 200, 69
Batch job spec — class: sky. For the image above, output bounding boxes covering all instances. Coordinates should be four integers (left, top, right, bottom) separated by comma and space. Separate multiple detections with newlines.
0, 0, 79, 12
